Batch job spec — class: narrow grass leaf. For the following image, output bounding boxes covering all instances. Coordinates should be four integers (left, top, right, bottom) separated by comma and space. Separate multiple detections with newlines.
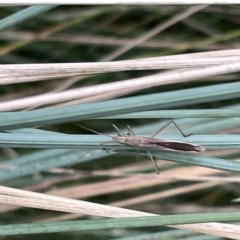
0, 212, 240, 235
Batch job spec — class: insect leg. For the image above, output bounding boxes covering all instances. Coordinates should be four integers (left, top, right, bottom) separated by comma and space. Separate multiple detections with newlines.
112, 124, 127, 136
151, 120, 192, 138
62, 149, 93, 174
103, 146, 123, 153
127, 125, 141, 161
127, 125, 136, 136
100, 140, 116, 146
100, 140, 124, 154
147, 150, 159, 174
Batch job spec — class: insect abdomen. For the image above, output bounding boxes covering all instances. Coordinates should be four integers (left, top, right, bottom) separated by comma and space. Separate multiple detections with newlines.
155, 141, 205, 152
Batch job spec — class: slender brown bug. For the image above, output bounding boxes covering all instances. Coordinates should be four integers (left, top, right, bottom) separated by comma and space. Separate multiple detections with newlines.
77, 121, 205, 174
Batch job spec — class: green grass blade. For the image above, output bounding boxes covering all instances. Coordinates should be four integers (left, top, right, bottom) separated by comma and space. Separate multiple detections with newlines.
2, 132, 240, 149
101, 109, 240, 118
2, 81, 240, 130
0, 5, 57, 31
0, 212, 240, 235
0, 149, 106, 183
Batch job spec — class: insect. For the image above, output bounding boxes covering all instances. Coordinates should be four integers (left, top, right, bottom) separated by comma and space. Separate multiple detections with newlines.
77, 121, 205, 174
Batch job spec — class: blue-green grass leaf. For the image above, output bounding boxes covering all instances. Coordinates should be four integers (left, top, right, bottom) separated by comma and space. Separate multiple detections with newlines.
0, 212, 240, 235
2, 81, 240, 130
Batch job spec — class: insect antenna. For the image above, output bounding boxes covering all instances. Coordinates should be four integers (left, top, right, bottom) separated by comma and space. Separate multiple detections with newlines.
76, 124, 113, 138
76, 124, 117, 150
61, 124, 113, 174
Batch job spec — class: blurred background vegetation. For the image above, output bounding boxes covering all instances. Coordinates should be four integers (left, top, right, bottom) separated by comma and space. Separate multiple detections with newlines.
1, 4, 240, 240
